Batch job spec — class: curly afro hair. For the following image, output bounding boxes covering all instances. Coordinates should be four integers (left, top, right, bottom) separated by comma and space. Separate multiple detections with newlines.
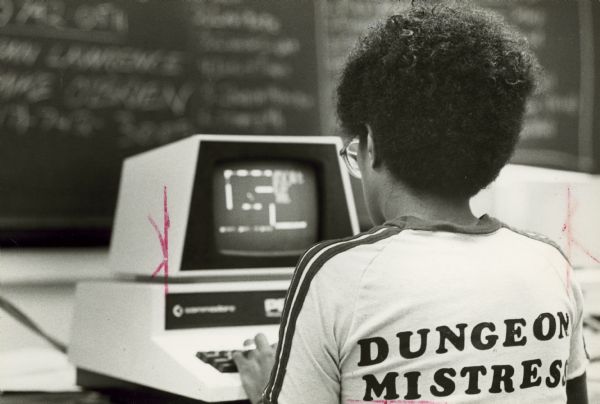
336, 2, 538, 198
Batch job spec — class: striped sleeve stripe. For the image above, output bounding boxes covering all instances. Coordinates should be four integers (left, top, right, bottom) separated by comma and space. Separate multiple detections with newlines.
265, 226, 401, 403
263, 225, 389, 399
267, 227, 400, 403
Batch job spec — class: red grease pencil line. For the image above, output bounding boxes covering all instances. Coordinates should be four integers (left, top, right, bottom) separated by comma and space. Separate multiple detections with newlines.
562, 187, 575, 292
561, 186, 600, 293
149, 186, 170, 295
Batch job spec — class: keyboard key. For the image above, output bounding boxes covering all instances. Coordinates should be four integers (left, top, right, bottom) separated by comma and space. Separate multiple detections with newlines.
196, 350, 240, 373
196, 351, 220, 362
219, 350, 233, 359
215, 362, 237, 373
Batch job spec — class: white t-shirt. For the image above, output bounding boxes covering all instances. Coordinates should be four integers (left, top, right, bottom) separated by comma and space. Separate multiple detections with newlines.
262, 215, 588, 404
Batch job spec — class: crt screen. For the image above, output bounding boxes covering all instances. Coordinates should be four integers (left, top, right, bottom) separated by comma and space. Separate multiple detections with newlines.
213, 160, 319, 257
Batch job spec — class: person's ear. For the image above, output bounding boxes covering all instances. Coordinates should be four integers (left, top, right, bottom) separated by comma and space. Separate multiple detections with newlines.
365, 124, 381, 169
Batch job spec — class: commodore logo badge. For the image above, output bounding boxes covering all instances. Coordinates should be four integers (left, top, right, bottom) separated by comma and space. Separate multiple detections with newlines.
173, 304, 184, 318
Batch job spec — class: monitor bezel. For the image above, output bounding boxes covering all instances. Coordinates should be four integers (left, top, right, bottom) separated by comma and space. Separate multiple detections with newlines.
180, 138, 357, 271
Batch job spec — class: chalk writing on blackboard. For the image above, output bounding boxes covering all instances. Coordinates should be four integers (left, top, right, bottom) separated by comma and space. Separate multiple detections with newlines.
0, 0, 321, 245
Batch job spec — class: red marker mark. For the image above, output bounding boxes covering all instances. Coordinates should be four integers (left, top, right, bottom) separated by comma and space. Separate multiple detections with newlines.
561, 186, 600, 291
149, 185, 170, 295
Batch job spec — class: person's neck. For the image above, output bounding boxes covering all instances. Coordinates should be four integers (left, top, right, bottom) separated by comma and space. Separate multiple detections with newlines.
380, 181, 478, 226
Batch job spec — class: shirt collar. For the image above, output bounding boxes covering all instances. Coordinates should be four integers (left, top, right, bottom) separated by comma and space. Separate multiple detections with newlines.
384, 214, 502, 235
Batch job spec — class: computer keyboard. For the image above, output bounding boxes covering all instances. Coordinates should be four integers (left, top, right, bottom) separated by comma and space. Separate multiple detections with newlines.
196, 343, 277, 373
196, 350, 239, 373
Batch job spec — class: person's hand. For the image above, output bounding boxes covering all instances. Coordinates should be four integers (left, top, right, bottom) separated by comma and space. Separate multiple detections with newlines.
232, 333, 276, 404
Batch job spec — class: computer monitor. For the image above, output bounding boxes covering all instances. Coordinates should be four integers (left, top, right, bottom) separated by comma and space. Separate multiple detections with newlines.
109, 135, 359, 278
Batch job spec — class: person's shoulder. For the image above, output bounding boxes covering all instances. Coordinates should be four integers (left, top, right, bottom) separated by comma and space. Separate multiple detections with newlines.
287, 225, 402, 312
294, 225, 401, 282
496, 219, 569, 263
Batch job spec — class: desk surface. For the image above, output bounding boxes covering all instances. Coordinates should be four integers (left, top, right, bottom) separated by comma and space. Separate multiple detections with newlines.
1, 391, 250, 404
0, 392, 111, 404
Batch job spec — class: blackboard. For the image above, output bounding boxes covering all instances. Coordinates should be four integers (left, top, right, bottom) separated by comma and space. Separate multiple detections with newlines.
323, 0, 600, 173
321, 0, 405, 136
479, 0, 600, 173
320, 0, 600, 228
2, 0, 599, 245
0, 0, 320, 245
